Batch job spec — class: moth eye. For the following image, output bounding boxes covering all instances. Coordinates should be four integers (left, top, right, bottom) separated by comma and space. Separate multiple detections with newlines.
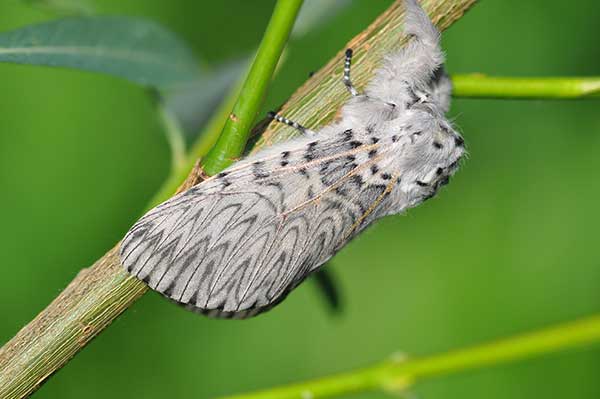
454, 136, 465, 147
436, 167, 444, 175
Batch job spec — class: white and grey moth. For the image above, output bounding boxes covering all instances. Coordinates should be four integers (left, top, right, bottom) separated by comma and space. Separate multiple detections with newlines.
120, 0, 465, 319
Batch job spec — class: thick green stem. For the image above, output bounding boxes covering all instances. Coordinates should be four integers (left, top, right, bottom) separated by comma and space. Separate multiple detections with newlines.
452, 74, 600, 99
202, 0, 303, 175
219, 314, 600, 399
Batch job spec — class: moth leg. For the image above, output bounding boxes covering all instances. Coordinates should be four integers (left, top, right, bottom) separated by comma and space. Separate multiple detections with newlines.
343, 48, 359, 96
267, 111, 316, 135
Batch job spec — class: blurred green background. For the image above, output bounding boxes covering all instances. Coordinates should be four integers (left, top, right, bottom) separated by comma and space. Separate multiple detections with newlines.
1, 0, 599, 398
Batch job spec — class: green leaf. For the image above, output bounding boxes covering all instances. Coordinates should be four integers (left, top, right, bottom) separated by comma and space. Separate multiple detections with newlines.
0, 16, 201, 88
163, 57, 249, 139
292, 0, 351, 37
22, 0, 96, 15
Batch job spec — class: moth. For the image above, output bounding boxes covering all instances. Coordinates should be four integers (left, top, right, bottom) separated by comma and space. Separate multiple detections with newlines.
120, 0, 465, 319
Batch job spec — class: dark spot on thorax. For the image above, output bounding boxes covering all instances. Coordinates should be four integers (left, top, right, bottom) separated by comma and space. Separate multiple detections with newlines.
253, 161, 268, 179
348, 140, 362, 149
343, 129, 353, 141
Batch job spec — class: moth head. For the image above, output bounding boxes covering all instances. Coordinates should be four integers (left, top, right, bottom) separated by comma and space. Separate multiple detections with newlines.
398, 111, 465, 201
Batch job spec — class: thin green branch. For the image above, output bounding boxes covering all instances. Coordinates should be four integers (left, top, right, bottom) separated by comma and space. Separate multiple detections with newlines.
150, 0, 301, 206
156, 101, 187, 174
219, 314, 600, 399
202, 0, 303, 175
452, 74, 600, 99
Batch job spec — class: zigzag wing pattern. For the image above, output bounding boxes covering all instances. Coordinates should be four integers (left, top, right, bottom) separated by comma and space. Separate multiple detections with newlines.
121, 129, 398, 318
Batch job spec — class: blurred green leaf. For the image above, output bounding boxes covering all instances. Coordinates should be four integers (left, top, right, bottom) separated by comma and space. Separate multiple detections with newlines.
163, 57, 249, 140
0, 16, 201, 88
21, 0, 95, 15
292, 0, 351, 37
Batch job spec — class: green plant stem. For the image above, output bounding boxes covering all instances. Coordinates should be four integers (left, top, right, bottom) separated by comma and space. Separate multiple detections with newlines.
452, 74, 600, 99
202, 0, 303, 175
219, 314, 600, 399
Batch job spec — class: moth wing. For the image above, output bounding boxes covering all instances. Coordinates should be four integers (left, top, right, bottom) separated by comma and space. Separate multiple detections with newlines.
120, 130, 396, 318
